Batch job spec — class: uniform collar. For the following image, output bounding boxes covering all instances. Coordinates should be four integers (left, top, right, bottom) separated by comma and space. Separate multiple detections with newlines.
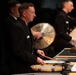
10, 14, 17, 20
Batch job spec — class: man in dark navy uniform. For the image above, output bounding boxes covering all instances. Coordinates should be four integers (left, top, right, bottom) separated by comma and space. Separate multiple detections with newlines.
53, 0, 76, 53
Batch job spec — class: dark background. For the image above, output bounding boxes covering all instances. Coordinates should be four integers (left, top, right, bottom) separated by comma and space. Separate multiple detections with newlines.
1, 0, 76, 26
1, 0, 76, 56
1, 0, 76, 25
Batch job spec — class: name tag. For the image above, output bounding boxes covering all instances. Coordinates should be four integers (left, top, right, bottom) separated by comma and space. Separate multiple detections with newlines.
27, 35, 30, 39
66, 21, 69, 24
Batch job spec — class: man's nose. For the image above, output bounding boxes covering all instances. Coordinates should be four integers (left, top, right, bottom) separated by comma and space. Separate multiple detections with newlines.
73, 6, 74, 9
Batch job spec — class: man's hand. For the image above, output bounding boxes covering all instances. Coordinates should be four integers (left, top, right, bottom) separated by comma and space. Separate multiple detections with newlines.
70, 47, 76, 53
72, 39, 76, 44
70, 37, 76, 46
33, 32, 41, 39
37, 50, 45, 58
37, 57, 44, 64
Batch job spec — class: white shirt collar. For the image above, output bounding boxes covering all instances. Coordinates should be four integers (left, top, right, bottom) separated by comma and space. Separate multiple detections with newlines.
10, 14, 17, 20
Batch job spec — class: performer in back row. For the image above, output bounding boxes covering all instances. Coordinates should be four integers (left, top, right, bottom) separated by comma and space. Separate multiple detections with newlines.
52, 0, 76, 53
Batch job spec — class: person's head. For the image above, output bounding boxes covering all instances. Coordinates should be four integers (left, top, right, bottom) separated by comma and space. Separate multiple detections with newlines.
18, 2, 36, 23
62, 0, 74, 13
8, 0, 21, 17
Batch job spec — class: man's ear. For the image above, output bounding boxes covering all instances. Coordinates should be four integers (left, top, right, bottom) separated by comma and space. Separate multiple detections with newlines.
23, 11, 27, 17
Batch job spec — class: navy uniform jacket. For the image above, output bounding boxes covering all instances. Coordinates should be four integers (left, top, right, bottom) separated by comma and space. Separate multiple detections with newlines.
5, 17, 38, 74
11, 18, 37, 73
4, 14, 18, 74
51, 10, 76, 54
55, 10, 76, 42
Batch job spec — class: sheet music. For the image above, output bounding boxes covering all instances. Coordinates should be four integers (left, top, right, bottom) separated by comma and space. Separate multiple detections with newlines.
44, 60, 65, 64
71, 63, 76, 71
